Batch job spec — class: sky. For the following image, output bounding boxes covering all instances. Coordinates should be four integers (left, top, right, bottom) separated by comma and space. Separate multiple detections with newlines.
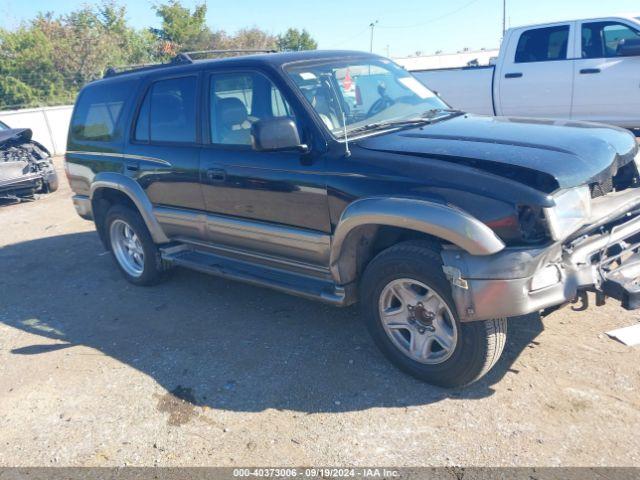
1, 0, 639, 57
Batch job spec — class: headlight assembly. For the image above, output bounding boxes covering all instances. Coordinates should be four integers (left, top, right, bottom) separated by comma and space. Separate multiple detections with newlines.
544, 185, 592, 241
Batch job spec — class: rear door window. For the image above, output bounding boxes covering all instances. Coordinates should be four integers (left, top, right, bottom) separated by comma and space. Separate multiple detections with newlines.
134, 76, 197, 144
515, 26, 570, 63
71, 82, 130, 141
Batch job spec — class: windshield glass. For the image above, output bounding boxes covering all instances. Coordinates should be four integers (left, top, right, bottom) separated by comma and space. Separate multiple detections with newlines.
285, 58, 449, 137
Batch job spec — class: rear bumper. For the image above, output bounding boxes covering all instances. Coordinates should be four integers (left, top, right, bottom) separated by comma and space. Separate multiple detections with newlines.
72, 194, 93, 220
443, 190, 640, 322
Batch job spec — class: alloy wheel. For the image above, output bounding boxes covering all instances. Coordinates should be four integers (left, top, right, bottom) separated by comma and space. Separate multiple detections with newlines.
378, 278, 458, 364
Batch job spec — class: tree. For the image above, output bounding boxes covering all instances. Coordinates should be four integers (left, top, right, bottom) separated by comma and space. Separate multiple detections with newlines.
0, 2, 156, 109
277, 28, 317, 51
0, 0, 320, 110
151, 0, 211, 54
98, 1, 156, 65
227, 28, 277, 50
0, 76, 38, 110
0, 25, 67, 108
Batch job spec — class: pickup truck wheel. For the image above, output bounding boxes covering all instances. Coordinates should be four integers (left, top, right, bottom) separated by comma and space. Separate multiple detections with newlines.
105, 205, 166, 286
360, 241, 507, 388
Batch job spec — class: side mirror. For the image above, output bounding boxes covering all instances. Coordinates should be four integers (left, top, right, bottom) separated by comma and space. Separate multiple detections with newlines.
251, 118, 307, 152
618, 38, 640, 57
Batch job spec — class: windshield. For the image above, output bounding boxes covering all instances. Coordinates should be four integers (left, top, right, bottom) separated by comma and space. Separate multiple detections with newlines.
0, 121, 8, 131
285, 58, 449, 137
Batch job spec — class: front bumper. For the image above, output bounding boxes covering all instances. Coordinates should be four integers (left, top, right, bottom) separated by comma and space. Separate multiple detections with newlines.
0, 159, 59, 197
443, 188, 640, 322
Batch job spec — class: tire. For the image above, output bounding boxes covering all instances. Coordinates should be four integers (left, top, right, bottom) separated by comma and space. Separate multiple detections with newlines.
104, 204, 167, 286
40, 167, 59, 194
44, 170, 59, 193
360, 241, 507, 388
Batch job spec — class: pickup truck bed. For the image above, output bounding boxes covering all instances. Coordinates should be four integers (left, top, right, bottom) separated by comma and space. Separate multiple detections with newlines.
412, 66, 495, 116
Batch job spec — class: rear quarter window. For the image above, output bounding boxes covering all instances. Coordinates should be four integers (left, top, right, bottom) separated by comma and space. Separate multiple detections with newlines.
71, 80, 134, 142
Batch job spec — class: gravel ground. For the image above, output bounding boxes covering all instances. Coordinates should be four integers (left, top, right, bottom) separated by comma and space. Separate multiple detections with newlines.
0, 157, 639, 467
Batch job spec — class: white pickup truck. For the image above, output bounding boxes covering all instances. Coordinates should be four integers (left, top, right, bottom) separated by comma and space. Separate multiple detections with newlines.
409, 15, 640, 129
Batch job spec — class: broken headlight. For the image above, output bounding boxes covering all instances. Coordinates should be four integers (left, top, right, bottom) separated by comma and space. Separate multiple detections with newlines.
544, 185, 591, 241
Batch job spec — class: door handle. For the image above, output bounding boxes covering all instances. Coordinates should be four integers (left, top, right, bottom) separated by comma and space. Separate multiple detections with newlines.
125, 161, 139, 172
580, 68, 601, 75
505, 72, 523, 79
206, 168, 226, 182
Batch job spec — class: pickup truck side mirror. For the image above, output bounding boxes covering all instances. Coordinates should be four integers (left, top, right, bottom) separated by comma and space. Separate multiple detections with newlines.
618, 38, 640, 57
251, 117, 308, 152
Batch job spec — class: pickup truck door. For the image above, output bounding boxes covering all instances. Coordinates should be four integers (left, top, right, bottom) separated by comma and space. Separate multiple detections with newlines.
496, 23, 574, 118
198, 69, 331, 266
571, 19, 640, 127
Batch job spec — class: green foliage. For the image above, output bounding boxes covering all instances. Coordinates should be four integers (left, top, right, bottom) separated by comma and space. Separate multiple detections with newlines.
151, 0, 210, 55
277, 28, 318, 51
0, 76, 38, 109
0, 0, 318, 110
221, 28, 278, 50
0, 25, 68, 108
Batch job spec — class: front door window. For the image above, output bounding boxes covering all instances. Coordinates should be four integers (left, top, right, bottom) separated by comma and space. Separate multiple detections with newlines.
209, 72, 297, 146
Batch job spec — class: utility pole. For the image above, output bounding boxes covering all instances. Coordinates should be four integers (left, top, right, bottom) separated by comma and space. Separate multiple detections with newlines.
502, 0, 507, 37
369, 20, 379, 53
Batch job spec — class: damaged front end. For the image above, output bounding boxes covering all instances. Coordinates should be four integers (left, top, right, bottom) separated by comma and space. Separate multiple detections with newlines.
442, 186, 640, 322
0, 128, 59, 200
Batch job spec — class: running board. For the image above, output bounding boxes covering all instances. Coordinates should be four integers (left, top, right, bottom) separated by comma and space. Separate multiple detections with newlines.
161, 245, 352, 306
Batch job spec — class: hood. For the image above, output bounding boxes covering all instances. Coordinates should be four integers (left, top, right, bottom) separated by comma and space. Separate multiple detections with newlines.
356, 115, 638, 193
0, 128, 32, 147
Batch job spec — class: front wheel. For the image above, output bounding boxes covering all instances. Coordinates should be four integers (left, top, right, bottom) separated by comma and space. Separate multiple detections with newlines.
360, 241, 507, 388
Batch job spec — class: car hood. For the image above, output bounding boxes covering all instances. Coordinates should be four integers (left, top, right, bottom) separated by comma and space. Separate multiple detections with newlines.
356, 114, 638, 193
0, 128, 32, 147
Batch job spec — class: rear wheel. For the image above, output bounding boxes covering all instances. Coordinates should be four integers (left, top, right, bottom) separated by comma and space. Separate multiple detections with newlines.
360, 241, 507, 388
105, 205, 166, 286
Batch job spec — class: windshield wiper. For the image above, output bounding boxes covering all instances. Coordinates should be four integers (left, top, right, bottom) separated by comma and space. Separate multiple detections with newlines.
343, 117, 433, 136
339, 109, 466, 138
421, 108, 465, 119
336, 109, 466, 138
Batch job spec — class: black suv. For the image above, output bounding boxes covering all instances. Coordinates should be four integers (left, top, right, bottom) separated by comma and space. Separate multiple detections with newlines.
66, 50, 640, 387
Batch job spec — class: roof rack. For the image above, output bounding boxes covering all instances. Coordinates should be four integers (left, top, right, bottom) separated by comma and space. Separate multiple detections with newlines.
104, 49, 277, 78
178, 49, 278, 61
103, 60, 177, 78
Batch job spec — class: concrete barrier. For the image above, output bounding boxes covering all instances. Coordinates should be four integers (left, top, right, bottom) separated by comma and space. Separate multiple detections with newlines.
0, 105, 73, 156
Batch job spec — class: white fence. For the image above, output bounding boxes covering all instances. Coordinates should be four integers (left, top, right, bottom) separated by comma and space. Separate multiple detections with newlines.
0, 105, 73, 156
394, 49, 500, 71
